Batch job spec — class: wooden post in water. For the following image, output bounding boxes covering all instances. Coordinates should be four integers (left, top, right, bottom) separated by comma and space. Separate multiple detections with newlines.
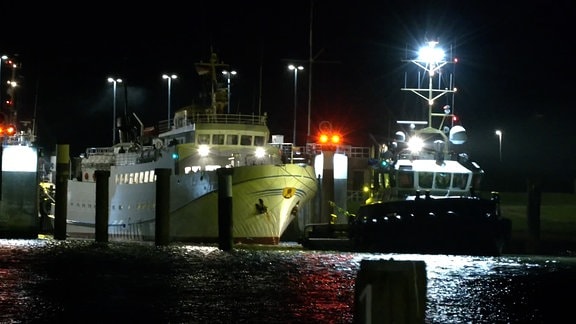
354, 259, 427, 323
526, 178, 541, 253
95, 170, 110, 243
217, 168, 234, 251
155, 168, 171, 246
53, 144, 69, 240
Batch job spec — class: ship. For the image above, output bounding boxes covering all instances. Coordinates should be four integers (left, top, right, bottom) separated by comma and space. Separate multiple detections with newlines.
367, 40, 483, 202
303, 40, 511, 255
0, 55, 51, 238
65, 52, 318, 244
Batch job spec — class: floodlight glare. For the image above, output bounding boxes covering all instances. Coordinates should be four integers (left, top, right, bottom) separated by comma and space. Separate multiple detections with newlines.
418, 41, 445, 63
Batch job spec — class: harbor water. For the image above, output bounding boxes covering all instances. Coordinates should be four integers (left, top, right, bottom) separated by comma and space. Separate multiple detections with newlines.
1, 238, 575, 323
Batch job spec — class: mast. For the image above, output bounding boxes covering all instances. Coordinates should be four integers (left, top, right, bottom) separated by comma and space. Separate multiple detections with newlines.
307, 0, 314, 139
400, 40, 460, 152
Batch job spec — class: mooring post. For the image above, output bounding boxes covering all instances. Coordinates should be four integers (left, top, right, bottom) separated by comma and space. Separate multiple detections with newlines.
354, 259, 427, 324
94, 170, 110, 243
217, 168, 234, 251
527, 177, 541, 253
155, 168, 171, 246
53, 144, 69, 240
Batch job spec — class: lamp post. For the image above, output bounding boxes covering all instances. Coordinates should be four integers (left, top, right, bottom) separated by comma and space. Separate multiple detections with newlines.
495, 129, 502, 162
288, 64, 304, 144
222, 70, 237, 113
0, 55, 8, 111
162, 74, 177, 130
107, 77, 122, 145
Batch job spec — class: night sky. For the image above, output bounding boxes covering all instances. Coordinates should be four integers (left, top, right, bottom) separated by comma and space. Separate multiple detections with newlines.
1, 1, 574, 192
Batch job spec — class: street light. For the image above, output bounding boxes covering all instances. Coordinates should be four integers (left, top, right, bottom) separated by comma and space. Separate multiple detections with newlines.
222, 70, 237, 113
162, 74, 178, 130
107, 77, 122, 145
495, 129, 502, 162
288, 64, 304, 144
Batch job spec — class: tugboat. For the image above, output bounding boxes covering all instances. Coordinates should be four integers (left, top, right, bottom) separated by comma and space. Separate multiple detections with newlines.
349, 40, 512, 255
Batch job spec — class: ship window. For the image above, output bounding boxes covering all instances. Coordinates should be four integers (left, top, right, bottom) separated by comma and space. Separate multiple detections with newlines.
212, 134, 225, 145
397, 171, 414, 188
198, 134, 210, 144
453, 173, 469, 189
435, 172, 450, 189
254, 135, 265, 146
418, 172, 433, 189
226, 135, 238, 145
241, 135, 252, 146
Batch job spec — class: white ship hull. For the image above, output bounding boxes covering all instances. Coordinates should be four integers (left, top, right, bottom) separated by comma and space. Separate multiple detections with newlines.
66, 51, 320, 244
67, 161, 317, 244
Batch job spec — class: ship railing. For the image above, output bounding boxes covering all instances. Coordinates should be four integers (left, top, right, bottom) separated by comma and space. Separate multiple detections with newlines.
270, 143, 313, 165
160, 113, 267, 133
2, 133, 36, 146
347, 190, 366, 203
84, 145, 156, 158
191, 113, 266, 125
85, 147, 115, 156
304, 143, 371, 158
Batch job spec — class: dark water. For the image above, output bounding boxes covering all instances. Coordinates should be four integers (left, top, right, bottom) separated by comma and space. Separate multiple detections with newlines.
1, 238, 575, 323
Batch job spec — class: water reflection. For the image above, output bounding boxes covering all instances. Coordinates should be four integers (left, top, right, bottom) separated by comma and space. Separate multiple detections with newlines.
0, 239, 575, 323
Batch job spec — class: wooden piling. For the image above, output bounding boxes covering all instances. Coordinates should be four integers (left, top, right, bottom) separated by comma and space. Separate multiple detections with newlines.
94, 170, 110, 243
53, 144, 69, 240
527, 178, 541, 253
155, 168, 171, 246
217, 168, 234, 251
354, 259, 427, 324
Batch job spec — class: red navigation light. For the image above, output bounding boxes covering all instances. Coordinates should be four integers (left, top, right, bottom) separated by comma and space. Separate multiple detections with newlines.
331, 134, 340, 144
0, 125, 16, 136
6, 125, 15, 135
452, 115, 458, 122
318, 132, 342, 145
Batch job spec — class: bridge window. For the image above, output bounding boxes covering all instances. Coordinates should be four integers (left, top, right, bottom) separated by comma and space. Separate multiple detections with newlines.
398, 171, 414, 188
198, 134, 210, 144
226, 134, 238, 145
241, 135, 252, 146
418, 172, 433, 189
212, 134, 225, 145
453, 173, 469, 189
435, 172, 450, 189
254, 135, 265, 146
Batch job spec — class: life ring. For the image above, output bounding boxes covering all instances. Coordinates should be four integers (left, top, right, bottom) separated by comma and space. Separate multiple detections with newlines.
84, 172, 89, 180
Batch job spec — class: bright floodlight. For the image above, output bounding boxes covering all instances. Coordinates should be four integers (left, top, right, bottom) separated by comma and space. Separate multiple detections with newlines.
408, 136, 424, 153
255, 147, 266, 158
288, 64, 304, 71
418, 41, 445, 63
198, 145, 210, 157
